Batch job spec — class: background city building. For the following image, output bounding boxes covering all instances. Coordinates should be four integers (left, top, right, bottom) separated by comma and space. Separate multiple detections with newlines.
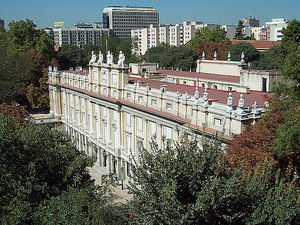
131, 22, 236, 55
265, 18, 289, 41
52, 25, 113, 46
102, 6, 159, 39
240, 16, 260, 27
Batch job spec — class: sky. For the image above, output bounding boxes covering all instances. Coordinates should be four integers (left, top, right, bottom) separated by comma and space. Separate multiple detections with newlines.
0, 0, 300, 28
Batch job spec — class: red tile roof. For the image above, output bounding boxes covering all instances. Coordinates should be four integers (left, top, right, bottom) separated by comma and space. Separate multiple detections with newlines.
129, 76, 274, 107
231, 40, 281, 50
158, 69, 240, 83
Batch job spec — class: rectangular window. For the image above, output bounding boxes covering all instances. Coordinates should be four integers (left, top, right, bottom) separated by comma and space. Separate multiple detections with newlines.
126, 133, 131, 153
137, 117, 143, 132
88, 115, 92, 132
150, 121, 157, 136
81, 113, 85, 125
113, 111, 118, 121
138, 96, 143, 103
214, 118, 222, 126
103, 107, 107, 118
113, 129, 117, 148
165, 126, 173, 139
76, 110, 79, 124
166, 103, 172, 110
126, 113, 131, 127
151, 99, 157, 105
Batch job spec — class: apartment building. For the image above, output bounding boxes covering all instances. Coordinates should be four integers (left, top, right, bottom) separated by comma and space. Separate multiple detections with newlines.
53, 27, 113, 46
102, 6, 159, 39
48, 52, 277, 182
131, 22, 236, 55
265, 18, 289, 41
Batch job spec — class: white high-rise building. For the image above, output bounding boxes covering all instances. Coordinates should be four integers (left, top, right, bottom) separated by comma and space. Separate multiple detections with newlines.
265, 18, 289, 41
102, 6, 159, 39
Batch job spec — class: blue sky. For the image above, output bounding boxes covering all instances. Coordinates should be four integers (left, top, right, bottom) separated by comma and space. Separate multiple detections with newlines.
1, 0, 299, 28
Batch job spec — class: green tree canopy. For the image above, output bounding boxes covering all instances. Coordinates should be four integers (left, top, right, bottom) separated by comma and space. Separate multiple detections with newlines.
254, 45, 282, 70
281, 19, 300, 87
144, 43, 196, 71
129, 136, 298, 224
187, 26, 231, 49
234, 20, 245, 40
227, 41, 260, 64
0, 114, 125, 224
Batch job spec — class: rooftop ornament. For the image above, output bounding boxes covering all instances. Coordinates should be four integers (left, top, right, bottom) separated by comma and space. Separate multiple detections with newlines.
202, 51, 205, 60
107, 51, 113, 64
238, 94, 245, 109
89, 51, 97, 64
117, 51, 125, 67
241, 52, 245, 63
214, 51, 217, 60
176, 89, 182, 97
227, 92, 233, 111
48, 66, 52, 72
194, 87, 200, 100
227, 51, 231, 61
97, 51, 103, 64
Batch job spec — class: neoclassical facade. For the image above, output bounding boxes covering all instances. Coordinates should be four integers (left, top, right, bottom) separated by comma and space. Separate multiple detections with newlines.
48, 54, 274, 182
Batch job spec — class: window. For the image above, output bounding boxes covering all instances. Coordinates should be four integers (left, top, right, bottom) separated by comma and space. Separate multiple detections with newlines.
151, 99, 157, 105
126, 133, 131, 153
76, 110, 79, 124
138, 96, 143, 103
150, 121, 157, 136
228, 87, 232, 91
113, 129, 118, 148
213, 85, 218, 89
81, 113, 85, 125
137, 117, 143, 132
103, 107, 107, 118
165, 126, 173, 139
113, 111, 118, 121
166, 103, 172, 110
126, 113, 131, 127
214, 118, 222, 126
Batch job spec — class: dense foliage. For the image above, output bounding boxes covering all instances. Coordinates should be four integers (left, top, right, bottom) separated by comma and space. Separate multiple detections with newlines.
129, 136, 298, 225
143, 43, 196, 71
0, 19, 55, 108
227, 41, 260, 64
187, 26, 231, 49
0, 114, 126, 224
195, 41, 230, 60
234, 20, 245, 40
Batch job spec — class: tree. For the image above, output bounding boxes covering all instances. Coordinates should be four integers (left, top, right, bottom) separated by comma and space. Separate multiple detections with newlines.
129, 136, 298, 224
187, 26, 231, 49
234, 20, 245, 40
57, 44, 86, 70
280, 19, 300, 91
195, 41, 230, 60
227, 41, 260, 64
254, 45, 282, 70
5, 19, 54, 62
0, 115, 125, 224
144, 44, 196, 70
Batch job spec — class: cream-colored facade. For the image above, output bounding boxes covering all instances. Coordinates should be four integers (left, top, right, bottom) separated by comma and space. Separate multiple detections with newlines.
48, 57, 272, 183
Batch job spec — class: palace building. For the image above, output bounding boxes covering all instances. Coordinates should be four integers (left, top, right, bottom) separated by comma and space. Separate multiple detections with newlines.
48, 51, 278, 182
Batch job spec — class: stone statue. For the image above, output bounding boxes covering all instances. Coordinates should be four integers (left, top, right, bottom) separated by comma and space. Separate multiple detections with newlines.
194, 87, 200, 99
214, 51, 217, 60
117, 51, 125, 67
53, 66, 57, 72
241, 52, 245, 62
202, 51, 205, 60
203, 88, 208, 102
107, 51, 114, 64
252, 101, 258, 112
238, 94, 245, 108
97, 51, 103, 64
48, 65, 52, 72
227, 92, 233, 107
227, 51, 231, 61
89, 51, 97, 64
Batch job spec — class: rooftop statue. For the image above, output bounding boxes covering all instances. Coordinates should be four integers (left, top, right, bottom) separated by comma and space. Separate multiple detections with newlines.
117, 51, 125, 67
89, 51, 97, 64
97, 51, 103, 64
